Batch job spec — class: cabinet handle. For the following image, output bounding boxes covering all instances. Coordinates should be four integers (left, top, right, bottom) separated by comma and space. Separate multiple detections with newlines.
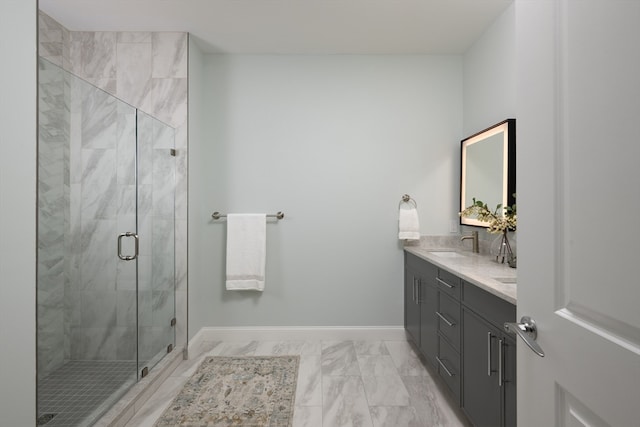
498, 338, 504, 387
412, 278, 416, 303
487, 332, 494, 376
436, 356, 455, 377
436, 277, 454, 289
435, 311, 455, 327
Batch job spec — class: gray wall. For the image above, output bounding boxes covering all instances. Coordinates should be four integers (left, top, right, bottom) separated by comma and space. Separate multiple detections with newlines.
463, 3, 516, 136
0, 1, 37, 425
188, 54, 463, 333
461, 3, 516, 241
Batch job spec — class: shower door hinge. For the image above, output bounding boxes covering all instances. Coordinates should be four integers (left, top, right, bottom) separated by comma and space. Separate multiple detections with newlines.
167, 344, 174, 354
141, 366, 149, 378
170, 318, 177, 327
170, 149, 177, 157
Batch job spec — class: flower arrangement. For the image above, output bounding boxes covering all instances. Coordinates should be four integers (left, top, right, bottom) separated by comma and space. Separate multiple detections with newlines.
459, 197, 517, 234
460, 196, 517, 267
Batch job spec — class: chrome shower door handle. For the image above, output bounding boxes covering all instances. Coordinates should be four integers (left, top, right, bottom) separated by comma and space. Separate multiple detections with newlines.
117, 232, 139, 261
504, 316, 545, 357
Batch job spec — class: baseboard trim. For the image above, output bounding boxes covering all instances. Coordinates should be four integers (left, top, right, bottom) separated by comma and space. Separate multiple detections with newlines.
188, 326, 406, 353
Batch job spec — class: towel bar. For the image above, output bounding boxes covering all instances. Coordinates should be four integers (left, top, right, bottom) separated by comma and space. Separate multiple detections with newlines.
211, 211, 284, 220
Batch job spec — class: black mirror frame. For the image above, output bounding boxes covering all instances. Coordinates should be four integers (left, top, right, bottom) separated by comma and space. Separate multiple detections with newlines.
459, 118, 516, 228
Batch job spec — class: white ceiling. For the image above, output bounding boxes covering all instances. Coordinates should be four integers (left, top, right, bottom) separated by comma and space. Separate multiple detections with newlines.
39, 0, 512, 54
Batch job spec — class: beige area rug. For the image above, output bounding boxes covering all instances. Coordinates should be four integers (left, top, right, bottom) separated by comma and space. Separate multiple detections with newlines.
155, 356, 299, 427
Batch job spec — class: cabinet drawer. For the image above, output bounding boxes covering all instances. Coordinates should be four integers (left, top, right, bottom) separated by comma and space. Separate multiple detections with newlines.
437, 336, 461, 402
463, 281, 516, 328
437, 292, 460, 351
436, 268, 461, 299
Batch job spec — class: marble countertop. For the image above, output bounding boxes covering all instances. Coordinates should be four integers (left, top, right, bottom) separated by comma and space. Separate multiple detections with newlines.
404, 245, 517, 305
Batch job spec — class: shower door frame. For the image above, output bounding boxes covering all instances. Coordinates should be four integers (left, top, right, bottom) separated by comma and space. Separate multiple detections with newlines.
36, 58, 176, 426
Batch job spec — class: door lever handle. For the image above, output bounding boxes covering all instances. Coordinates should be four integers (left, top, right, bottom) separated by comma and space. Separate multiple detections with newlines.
504, 316, 545, 357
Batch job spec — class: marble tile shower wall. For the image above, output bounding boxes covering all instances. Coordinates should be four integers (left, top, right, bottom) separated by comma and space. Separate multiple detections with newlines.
37, 58, 70, 379
38, 12, 69, 69
66, 80, 138, 362
38, 12, 188, 365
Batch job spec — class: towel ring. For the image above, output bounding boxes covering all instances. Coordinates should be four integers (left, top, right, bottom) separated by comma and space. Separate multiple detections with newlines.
400, 194, 417, 208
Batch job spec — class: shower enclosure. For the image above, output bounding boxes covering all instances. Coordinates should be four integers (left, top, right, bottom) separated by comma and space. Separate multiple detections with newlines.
37, 58, 176, 427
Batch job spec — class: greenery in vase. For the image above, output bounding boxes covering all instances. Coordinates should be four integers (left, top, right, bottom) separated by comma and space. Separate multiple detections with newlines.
460, 196, 517, 234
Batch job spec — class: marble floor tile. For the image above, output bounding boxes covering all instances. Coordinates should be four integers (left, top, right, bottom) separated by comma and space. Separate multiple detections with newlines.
295, 355, 322, 406
169, 351, 207, 379
322, 375, 373, 427
384, 340, 421, 358
385, 341, 430, 376
369, 406, 422, 427
354, 341, 390, 356
361, 374, 410, 406
125, 376, 187, 427
300, 340, 322, 355
321, 341, 361, 376
401, 375, 470, 427
208, 340, 258, 356
254, 340, 307, 356
292, 405, 322, 427
357, 355, 400, 377
123, 339, 469, 427
188, 339, 220, 357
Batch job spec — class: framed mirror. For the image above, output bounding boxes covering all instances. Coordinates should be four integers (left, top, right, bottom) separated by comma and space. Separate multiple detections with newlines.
460, 119, 516, 227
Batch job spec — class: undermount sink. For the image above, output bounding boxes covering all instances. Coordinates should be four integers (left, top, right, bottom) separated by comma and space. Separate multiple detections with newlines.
493, 277, 517, 284
429, 251, 467, 258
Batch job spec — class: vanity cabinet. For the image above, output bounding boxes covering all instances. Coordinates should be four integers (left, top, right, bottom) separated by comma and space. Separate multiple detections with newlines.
404, 251, 517, 426
404, 257, 422, 346
404, 252, 462, 402
462, 281, 517, 427
404, 252, 438, 367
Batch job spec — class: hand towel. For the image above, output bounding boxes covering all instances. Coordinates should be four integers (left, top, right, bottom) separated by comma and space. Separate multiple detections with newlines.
226, 214, 267, 291
398, 206, 420, 241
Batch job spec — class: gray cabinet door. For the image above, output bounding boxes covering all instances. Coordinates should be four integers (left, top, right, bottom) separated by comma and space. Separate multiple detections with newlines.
419, 281, 438, 367
462, 308, 501, 427
404, 260, 421, 346
503, 336, 517, 427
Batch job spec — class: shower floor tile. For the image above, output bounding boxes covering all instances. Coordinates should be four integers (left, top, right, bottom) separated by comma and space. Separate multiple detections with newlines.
38, 360, 137, 427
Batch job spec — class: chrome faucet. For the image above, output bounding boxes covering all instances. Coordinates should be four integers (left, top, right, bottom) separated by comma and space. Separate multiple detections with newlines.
461, 230, 479, 253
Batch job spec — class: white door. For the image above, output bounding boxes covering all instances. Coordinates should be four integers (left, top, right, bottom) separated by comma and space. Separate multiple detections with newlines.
516, 1, 640, 426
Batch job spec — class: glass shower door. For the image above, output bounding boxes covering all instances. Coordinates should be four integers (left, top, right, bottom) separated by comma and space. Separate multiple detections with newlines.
37, 58, 139, 426
136, 111, 176, 378
37, 57, 176, 426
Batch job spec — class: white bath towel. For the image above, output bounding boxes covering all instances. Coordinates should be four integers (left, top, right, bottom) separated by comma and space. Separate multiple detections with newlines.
398, 206, 420, 241
226, 214, 267, 291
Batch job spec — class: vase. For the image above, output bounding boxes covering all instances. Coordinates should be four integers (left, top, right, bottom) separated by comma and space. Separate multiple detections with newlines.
490, 230, 516, 268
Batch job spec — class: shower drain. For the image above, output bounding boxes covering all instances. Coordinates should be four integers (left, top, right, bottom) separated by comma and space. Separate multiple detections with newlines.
37, 413, 57, 425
